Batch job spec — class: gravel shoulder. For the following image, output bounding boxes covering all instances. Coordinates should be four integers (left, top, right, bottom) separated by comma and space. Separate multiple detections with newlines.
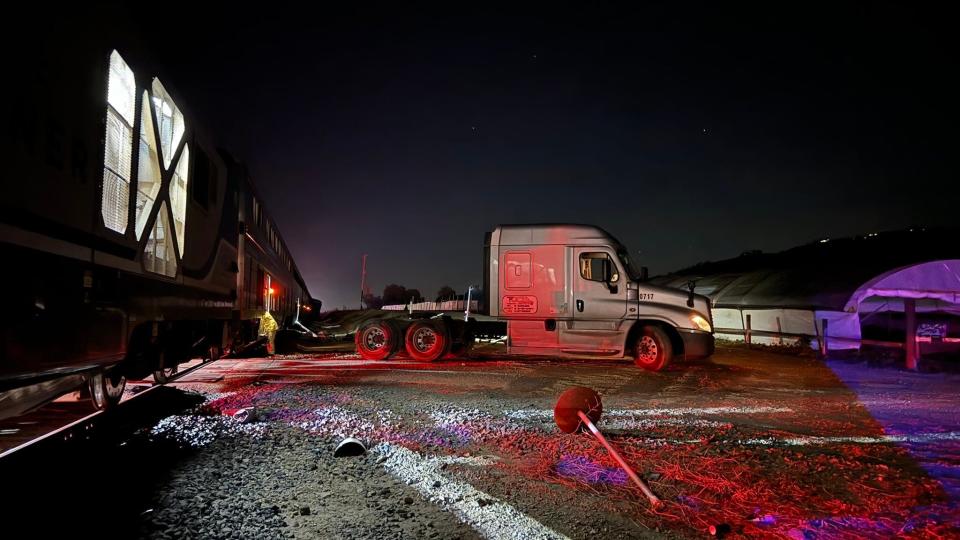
130, 345, 960, 539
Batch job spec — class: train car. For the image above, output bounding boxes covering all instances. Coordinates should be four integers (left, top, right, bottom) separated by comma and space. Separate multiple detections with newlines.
0, 13, 312, 420
224, 151, 311, 334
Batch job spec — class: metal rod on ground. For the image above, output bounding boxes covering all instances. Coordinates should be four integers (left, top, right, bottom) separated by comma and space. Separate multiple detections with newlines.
776, 316, 783, 346
576, 410, 661, 506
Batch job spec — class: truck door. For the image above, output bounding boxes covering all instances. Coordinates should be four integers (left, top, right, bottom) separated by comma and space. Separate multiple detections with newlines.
573, 248, 627, 320
561, 248, 628, 353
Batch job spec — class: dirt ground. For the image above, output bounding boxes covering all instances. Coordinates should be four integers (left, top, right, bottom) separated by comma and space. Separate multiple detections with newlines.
131, 344, 960, 539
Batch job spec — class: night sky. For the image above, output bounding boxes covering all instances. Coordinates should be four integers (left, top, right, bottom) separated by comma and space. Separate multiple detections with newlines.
81, 3, 960, 307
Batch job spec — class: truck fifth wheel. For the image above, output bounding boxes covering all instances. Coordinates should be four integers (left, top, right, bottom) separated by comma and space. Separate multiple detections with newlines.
354, 224, 715, 370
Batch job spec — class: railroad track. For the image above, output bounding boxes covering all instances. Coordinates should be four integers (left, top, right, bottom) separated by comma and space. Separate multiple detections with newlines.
0, 359, 224, 529
0, 357, 218, 461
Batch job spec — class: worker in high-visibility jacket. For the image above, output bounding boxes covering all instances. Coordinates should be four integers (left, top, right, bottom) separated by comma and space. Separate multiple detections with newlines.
259, 310, 279, 354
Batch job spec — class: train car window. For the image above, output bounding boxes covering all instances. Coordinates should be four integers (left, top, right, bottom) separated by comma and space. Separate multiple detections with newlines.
191, 147, 210, 209
144, 201, 177, 277
150, 79, 185, 170
169, 144, 189, 255
135, 91, 162, 239
101, 51, 135, 234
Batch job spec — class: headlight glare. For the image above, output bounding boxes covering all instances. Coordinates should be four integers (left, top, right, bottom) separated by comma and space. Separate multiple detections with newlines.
690, 314, 712, 332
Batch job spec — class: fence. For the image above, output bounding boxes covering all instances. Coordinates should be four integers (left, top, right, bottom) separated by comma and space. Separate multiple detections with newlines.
717, 316, 959, 367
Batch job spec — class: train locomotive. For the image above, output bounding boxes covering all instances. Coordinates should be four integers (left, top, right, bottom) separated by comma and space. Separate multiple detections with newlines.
0, 20, 312, 420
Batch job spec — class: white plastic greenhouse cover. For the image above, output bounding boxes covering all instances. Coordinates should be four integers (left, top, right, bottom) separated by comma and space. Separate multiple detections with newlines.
812, 310, 861, 351
712, 307, 819, 346
101, 50, 136, 234
846, 260, 960, 309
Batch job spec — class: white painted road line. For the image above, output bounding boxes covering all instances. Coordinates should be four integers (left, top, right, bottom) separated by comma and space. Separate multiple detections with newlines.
374, 442, 570, 540
741, 431, 960, 446
506, 405, 793, 420
602, 417, 732, 430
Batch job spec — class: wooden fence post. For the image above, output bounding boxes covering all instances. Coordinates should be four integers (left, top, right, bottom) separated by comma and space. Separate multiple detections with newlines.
905, 298, 918, 370
745, 314, 752, 346
819, 318, 829, 358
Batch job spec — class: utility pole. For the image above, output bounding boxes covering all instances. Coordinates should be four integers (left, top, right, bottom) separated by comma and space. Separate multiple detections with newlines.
360, 254, 367, 310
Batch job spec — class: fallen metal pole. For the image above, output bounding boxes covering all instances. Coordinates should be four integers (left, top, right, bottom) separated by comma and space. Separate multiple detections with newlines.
577, 410, 661, 506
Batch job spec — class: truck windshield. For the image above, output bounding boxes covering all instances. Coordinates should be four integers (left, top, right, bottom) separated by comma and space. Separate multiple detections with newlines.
616, 248, 644, 281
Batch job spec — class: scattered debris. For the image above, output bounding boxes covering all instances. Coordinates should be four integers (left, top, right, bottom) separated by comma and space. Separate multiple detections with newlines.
149, 414, 268, 447
228, 407, 257, 423
334, 437, 367, 457
709, 523, 731, 537
751, 514, 776, 526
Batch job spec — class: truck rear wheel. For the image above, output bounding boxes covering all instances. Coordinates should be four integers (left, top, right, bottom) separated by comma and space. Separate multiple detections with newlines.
355, 319, 399, 360
634, 326, 672, 371
404, 321, 450, 362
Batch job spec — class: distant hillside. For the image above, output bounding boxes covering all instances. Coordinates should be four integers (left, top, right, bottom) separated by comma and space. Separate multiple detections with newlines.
663, 227, 960, 278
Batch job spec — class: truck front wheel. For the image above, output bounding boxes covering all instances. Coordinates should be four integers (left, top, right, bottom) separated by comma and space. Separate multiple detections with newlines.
404, 321, 450, 362
633, 326, 672, 371
355, 319, 399, 360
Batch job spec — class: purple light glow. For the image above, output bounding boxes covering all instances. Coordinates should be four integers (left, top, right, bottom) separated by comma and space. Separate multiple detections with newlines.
555, 455, 628, 486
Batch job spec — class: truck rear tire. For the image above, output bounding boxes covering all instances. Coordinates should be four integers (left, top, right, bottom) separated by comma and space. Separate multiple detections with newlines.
633, 326, 672, 371
355, 319, 399, 360
404, 321, 450, 362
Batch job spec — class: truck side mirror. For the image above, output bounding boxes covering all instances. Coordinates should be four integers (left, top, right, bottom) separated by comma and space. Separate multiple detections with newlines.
601, 259, 618, 294
640, 266, 649, 281
686, 280, 697, 307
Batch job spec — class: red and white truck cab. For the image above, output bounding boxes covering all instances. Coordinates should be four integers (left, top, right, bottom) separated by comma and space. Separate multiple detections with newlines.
355, 224, 714, 370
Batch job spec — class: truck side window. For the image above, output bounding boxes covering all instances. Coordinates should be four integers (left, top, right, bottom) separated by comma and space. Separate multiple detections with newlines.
579, 253, 619, 283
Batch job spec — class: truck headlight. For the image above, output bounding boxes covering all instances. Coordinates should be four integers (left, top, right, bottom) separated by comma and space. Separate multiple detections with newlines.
690, 314, 712, 332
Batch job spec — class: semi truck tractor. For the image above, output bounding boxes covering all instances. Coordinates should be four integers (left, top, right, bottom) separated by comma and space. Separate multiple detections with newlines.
354, 224, 714, 370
